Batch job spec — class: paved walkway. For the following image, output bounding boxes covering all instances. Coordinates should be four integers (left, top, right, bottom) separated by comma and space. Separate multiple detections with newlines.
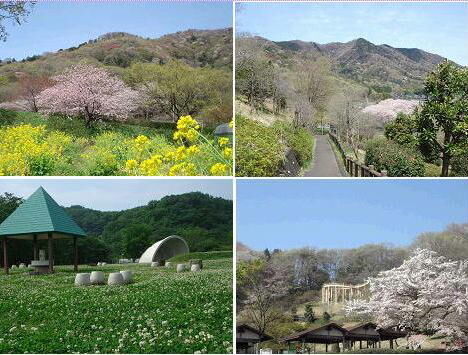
304, 135, 343, 177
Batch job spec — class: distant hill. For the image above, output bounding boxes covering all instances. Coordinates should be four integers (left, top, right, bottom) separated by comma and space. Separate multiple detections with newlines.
0, 28, 232, 78
248, 36, 448, 94
236, 241, 259, 261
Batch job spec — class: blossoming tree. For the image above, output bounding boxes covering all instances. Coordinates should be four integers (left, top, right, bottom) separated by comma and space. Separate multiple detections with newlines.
37, 64, 139, 127
345, 249, 468, 350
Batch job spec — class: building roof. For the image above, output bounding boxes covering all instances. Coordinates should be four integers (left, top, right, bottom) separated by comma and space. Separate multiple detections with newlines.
283, 323, 347, 342
0, 187, 87, 239
237, 324, 273, 341
283, 322, 406, 344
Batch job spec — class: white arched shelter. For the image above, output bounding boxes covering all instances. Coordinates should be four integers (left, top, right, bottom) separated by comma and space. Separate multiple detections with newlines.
138, 236, 189, 264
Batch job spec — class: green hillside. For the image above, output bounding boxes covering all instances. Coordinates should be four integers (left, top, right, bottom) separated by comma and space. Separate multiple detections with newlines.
0, 192, 233, 265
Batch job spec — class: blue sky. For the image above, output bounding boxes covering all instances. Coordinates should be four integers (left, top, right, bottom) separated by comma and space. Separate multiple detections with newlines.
0, 1, 232, 60
236, 2, 468, 65
237, 179, 468, 250
0, 179, 233, 211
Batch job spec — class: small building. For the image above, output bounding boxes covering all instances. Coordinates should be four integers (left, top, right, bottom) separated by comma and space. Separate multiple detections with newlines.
283, 323, 347, 353
281, 322, 406, 353
138, 235, 189, 264
0, 187, 87, 274
237, 324, 272, 354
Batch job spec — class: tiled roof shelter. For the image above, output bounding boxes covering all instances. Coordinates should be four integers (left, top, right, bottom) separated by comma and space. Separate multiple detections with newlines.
0, 187, 87, 274
282, 322, 406, 352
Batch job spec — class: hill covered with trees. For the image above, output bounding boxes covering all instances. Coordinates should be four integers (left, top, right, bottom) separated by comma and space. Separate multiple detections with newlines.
0, 191, 233, 265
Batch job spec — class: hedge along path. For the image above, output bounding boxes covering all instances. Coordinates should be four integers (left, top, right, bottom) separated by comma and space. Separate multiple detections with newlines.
304, 135, 342, 177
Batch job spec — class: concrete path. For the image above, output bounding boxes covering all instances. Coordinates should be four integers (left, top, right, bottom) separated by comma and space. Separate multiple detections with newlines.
304, 135, 343, 177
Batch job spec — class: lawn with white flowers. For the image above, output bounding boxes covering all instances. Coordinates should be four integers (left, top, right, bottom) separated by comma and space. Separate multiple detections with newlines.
0, 258, 233, 353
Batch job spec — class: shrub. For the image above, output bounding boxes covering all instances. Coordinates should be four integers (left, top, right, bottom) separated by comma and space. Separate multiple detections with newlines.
451, 153, 468, 176
365, 137, 425, 177
273, 121, 314, 167
235, 115, 284, 177
236, 115, 314, 177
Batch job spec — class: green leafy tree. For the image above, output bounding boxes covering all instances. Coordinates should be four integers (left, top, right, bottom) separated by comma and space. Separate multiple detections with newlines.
0, 192, 22, 223
126, 61, 231, 123
122, 224, 152, 259
304, 304, 317, 323
416, 60, 468, 176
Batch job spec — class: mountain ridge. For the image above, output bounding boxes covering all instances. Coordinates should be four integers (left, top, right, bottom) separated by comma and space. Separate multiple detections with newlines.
250, 35, 449, 94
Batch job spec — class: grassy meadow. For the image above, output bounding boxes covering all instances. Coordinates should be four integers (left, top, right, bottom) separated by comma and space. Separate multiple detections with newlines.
0, 258, 233, 353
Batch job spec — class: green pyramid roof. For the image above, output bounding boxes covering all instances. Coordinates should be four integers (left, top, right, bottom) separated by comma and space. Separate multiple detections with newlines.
0, 187, 87, 238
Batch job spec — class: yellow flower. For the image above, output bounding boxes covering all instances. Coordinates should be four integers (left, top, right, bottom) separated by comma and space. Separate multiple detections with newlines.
139, 155, 163, 176
173, 115, 200, 142
218, 137, 229, 147
223, 147, 232, 159
210, 163, 229, 176
133, 135, 150, 152
168, 162, 197, 176
186, 145, 200, 155
125, 159, 139, 171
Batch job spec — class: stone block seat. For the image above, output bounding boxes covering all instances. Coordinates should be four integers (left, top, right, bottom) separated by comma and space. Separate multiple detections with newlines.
75, 273, 91, 286
120, 270, 133, 284
90, 271, 105, 285
108, 272, 125, 286
31, 260, 51, 274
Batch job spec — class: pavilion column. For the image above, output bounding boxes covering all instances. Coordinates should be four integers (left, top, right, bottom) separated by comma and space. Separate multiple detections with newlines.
73, 236, 78, 272
3, 238, 8, 275
48, 232, 53, 273
33, 234, 38, 260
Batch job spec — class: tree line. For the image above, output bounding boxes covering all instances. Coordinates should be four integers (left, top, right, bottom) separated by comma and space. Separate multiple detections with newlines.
0, 191, 233, 266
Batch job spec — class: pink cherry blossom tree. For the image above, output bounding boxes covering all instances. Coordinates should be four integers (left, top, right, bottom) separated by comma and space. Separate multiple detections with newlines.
345, 249, 468, 350
37, 64, 140, 127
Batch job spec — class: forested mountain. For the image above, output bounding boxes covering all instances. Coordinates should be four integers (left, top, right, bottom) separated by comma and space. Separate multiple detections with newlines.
0, 28, 232, 75
249, 35, 447, 94
0, 192, 233, 265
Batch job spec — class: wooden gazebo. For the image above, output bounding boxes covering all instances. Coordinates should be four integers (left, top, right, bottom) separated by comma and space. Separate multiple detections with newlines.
0, 187, 87, 274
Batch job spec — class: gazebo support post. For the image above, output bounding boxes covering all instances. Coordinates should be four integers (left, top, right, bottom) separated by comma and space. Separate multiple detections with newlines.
48, 232, 53, 273
33, 234, 38, 260
3, 238, 8, 275
325, 343, 328, 352
73, 236, 78, 272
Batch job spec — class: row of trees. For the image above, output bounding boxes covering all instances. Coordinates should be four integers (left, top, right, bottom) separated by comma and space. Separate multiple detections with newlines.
7, 61, 232, 126
236, 35, 334, 129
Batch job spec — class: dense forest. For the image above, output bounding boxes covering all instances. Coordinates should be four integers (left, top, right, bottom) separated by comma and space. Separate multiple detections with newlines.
0, 191, 233, 265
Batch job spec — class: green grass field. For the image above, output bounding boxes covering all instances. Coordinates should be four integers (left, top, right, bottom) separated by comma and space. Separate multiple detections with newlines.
0, 259, 233, 353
